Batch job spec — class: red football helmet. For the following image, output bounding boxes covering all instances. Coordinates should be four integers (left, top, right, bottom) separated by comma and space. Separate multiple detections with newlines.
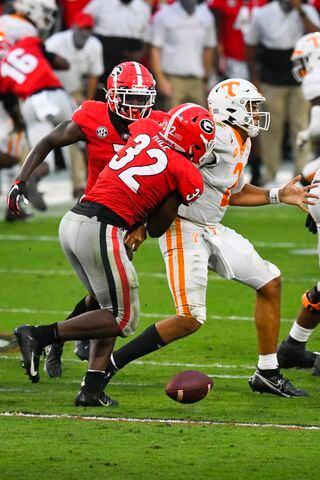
160, 103, 216, 165
106, 62, 156, 121
0, 32, 12, 59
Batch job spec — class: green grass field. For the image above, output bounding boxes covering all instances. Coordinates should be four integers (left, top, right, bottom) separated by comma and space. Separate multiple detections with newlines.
1, 204, 320, 479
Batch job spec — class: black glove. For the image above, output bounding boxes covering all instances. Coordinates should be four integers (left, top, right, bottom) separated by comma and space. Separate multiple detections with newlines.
7, 180, 28, 216
305, 213, 317, 234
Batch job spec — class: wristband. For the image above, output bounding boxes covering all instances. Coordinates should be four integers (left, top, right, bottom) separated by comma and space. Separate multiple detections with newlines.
269, 188, 281, 204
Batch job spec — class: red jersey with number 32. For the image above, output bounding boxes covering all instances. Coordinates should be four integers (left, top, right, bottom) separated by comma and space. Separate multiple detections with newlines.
85, 118, 204, 227
0, 36, 62, 99
72, 100, 166, 195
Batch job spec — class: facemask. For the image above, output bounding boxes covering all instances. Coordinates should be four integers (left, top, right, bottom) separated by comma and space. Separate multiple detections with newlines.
278, 0, 293, 13
180, 0, 197, 15
73, 27, 91, 49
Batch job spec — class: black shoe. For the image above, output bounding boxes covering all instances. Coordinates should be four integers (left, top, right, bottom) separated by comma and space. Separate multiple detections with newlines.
277, 339, 317, 369
249, 370, 309, 398
27, 177, 47, 211
74, 389, 118, 407
312, 354, 320, 376
44, 342, 64, 378
74, 339, 89, 361
13, 325, 42, 383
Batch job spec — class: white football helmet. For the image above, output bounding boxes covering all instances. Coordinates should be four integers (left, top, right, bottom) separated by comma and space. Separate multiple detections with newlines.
208, 78, 270, 138
291, 32, 320, 82
14, 0, 57, 31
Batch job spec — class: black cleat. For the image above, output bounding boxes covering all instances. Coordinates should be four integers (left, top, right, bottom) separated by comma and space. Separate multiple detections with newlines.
13, 325, 42, 383
44, 342, 64, 378
74, 339, 89, 361
249, 370, 309, 398
74, 390, 118, 407
312, 354, 320, 376
277, 339, 317, 369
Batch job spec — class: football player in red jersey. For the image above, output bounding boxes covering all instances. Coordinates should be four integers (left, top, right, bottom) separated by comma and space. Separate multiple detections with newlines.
0, 33, 74, 211
7, 61, 163, 378
13, 103, 216, 406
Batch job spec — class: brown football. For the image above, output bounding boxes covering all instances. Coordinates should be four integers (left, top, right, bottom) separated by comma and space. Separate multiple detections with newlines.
165, 370, 213, 404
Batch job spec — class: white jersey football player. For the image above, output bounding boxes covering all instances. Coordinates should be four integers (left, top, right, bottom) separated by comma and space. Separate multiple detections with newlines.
101, 79, 317, 401
0, 0, 57, 42
277, 32, 320, 374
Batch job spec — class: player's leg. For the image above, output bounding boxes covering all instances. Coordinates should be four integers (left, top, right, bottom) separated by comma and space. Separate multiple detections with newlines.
44, 294, 99, 378
14, 214, 139, 403
278, 187, 320, 371
104, 218, 210, 387
205, 225, 308, 397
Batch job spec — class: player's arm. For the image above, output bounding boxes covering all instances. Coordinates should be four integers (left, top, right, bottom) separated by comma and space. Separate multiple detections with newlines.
230, 177, 319, 212
147, 191, 182, 238
16, 120, 86, 182
43, 47, 69, 71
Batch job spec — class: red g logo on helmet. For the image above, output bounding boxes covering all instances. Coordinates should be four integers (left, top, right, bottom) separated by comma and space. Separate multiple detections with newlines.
160, 103, 216, 165
106, 61, 156, 122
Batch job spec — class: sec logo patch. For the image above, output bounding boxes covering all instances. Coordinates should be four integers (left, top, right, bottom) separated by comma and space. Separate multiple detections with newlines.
96, 126, 108, 138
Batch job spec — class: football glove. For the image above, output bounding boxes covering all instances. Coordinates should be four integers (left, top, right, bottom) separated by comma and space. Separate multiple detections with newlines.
305, 213, 317, 235
7, 180, 29, 216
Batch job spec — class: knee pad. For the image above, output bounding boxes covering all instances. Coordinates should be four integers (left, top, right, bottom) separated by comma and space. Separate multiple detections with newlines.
302, 286, 320, 312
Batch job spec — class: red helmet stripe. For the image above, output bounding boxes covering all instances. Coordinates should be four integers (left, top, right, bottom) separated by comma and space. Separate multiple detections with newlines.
163, 103, 198, 144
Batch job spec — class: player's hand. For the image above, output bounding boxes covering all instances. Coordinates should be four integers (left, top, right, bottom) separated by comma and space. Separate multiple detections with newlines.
296, 129, 309, 149
7, 180, 29, 216
305, 213, 318, 234
124, 224, 147, 253
279, 175, 320, 212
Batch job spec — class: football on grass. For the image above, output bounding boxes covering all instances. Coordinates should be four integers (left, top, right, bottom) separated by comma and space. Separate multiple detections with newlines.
165, 370, 213, 404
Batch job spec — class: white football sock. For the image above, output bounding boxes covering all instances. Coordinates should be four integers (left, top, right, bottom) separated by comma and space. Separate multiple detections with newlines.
289, 321, 313, 343
258, 353, 278, 370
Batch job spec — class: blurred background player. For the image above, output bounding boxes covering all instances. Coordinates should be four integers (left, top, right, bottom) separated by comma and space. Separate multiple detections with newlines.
278, 31, 320, 373
98, 79, 317, 403
0, 0, 57, 42
83, 0, 152, 98
149, 0, 217, 110
0, 33, 82, 210
7, 61, 164, 380
245, 0, 320, 186
45, 11, 104, 197
12, 103, 214, 407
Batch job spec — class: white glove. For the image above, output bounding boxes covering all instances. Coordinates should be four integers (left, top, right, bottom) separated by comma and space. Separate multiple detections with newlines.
296, 129, 310, 149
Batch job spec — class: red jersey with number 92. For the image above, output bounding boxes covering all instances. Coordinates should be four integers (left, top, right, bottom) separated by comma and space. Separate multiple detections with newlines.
85, 118, 204, 228
0, 36, 62, 100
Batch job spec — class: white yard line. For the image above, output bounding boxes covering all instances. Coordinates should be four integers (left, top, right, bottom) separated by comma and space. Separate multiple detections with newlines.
0, 306, 294, 323
0, 268, 316, 284
1, 411, 319, 431
0, 354, 255, 370
0, 233, 312, 250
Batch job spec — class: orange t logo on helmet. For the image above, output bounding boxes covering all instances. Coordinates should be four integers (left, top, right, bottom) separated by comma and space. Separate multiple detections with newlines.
307, 34, 320, 48
220, 81, 240, 97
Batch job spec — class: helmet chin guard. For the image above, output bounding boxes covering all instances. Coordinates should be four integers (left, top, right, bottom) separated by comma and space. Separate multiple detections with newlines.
106, 62, 156, 121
